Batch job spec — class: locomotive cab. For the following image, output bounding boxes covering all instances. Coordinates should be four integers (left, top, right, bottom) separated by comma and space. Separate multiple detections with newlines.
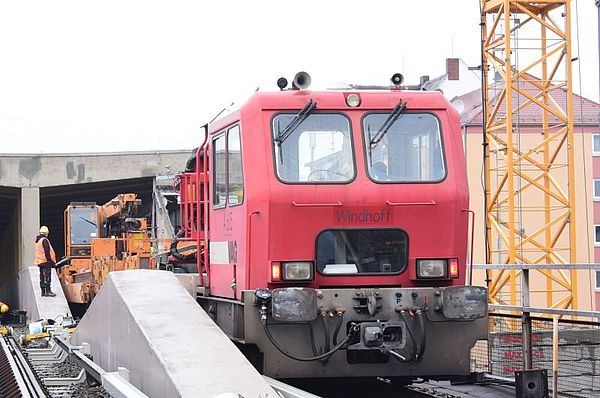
189, 74, 488, 382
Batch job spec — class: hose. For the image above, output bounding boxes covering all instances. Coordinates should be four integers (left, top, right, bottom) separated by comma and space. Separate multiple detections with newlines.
308, 322, 319, 356
332, 313, 344, 346
263, 316, 353, 362
170, 230, 197, 262
392, 311, 419, 363
396, 310, 427, 362
184, 148, 199, 172
416, 311, 426, 360
321, 313, 331, 353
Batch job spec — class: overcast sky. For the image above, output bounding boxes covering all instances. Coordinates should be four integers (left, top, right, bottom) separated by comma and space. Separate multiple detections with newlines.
0, 1, 597, 154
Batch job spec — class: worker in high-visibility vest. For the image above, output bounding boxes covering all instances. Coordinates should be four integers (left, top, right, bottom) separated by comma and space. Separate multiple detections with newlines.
35, 226, 57, 297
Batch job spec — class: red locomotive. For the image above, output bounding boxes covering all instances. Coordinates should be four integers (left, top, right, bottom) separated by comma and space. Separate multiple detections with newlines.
176, 72, 487, 383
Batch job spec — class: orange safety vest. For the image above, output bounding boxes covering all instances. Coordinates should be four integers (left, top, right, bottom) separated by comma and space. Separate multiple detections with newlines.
35, 237, 56, 265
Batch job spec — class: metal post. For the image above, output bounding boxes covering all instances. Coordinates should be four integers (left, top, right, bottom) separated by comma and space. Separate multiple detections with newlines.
552, 316, 559, 398
151, 178, 157, 241
521, 268, 533, 370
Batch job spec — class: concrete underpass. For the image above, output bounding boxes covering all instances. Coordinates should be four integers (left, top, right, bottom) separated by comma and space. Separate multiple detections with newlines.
0, 186, 20, 306
40, 177, 155, 260
0, 151, 190, 311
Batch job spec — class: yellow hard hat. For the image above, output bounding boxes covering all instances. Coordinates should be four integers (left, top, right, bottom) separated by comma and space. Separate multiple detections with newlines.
39, 226, 49, 234
0, 304, 8, 314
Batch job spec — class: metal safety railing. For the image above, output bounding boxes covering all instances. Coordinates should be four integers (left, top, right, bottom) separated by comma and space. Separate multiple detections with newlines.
473, 263, 600, 397
471, 313, 600, 397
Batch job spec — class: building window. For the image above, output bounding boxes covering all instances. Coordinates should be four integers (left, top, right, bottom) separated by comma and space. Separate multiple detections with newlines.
595, 225, 600, 246
594, 134, 600, 156
595, 180, 600, 201
596, 271, 600, 290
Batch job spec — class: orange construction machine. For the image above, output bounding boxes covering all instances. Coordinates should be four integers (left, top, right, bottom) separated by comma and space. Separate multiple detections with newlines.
60, 193, 154, 304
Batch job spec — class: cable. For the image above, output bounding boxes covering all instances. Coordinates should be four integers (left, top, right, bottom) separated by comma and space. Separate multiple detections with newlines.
574, 0, 594, 308
321, 313, 331, 353
391, 312, 419, 363
308, 322, 319, 356
416, 311, 426, 359
479, 1, 492, 284
332, 313, 344, 346
263, 317, 352, 362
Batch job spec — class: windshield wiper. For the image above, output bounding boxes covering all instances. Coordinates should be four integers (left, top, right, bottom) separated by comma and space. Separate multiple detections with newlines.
275, 99, 316, 146
369, 100, 407, 148
79, 216, 98, 228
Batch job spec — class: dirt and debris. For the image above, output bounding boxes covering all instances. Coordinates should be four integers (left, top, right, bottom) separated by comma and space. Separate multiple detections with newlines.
9, 324, 109, 398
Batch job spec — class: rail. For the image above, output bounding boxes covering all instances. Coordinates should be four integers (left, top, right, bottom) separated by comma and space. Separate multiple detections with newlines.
263, 376, 321, 398
473, 263, 600, 320
54, 328, 316, 398
52, 331, 149, 398
0, 334, 48, 398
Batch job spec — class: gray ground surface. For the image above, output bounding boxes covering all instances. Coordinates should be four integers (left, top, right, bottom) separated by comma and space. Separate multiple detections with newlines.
11, 324, 109, 398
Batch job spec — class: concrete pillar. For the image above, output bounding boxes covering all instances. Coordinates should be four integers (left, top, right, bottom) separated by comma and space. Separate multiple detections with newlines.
0, 211, 19, 306
20, 187, 40, 269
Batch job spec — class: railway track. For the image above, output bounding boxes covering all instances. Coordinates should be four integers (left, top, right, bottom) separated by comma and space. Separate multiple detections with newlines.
1, 327, 500, 398
0, 334, 48, 398
282, 378, 463, 398
402, 384, 462, 397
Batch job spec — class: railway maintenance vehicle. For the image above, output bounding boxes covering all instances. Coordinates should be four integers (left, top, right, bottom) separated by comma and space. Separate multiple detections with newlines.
60, 193, 154, 304
176, 72, 488, 383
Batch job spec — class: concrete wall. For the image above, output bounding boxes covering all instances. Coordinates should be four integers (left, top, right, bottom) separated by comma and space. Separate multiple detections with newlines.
20, 187, 39, 269
0, 151, 189, 187
0, 199, 19, 307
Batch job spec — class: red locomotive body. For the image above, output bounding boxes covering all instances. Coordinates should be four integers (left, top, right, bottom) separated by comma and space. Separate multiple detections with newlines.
178, 74, 487, 382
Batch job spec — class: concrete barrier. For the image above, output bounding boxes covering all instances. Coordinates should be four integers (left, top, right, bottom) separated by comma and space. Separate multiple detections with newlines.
18, 266, 70, 321
72, 269, 276, 398
174, 273, 198, 298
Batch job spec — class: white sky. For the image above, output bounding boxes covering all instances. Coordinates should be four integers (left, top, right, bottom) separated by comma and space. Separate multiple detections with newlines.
0, 1, 597, 154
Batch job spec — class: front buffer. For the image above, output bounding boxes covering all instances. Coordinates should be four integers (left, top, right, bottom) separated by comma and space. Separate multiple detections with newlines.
243, 286, 488, 380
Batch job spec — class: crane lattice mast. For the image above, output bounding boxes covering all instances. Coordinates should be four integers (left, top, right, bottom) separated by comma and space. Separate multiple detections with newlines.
481, 0, 578, 311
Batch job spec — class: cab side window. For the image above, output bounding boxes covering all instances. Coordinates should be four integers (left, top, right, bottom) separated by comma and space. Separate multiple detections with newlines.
212, 125, 244, 209
228, 126, 244, 206
213, 134, 227, 208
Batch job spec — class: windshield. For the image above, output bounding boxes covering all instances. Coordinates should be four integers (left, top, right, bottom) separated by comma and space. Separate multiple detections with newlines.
273, 113, 354, 183
316, 229, 408, 275
363, 113, 445, 182
69, 207, 98, 245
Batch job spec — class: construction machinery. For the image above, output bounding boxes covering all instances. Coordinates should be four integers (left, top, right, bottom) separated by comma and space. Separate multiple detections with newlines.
59, 193, 154, 304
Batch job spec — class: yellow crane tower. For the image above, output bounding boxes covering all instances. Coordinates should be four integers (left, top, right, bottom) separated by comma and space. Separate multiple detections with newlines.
480, 1, 578, 311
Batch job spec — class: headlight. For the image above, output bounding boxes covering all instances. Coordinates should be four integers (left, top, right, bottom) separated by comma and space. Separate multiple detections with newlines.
345, 93, 361, 107
417, 259, 447, 278
283, 262, 313, 281
272, 288, 317, 322
441, 286, 487, 320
